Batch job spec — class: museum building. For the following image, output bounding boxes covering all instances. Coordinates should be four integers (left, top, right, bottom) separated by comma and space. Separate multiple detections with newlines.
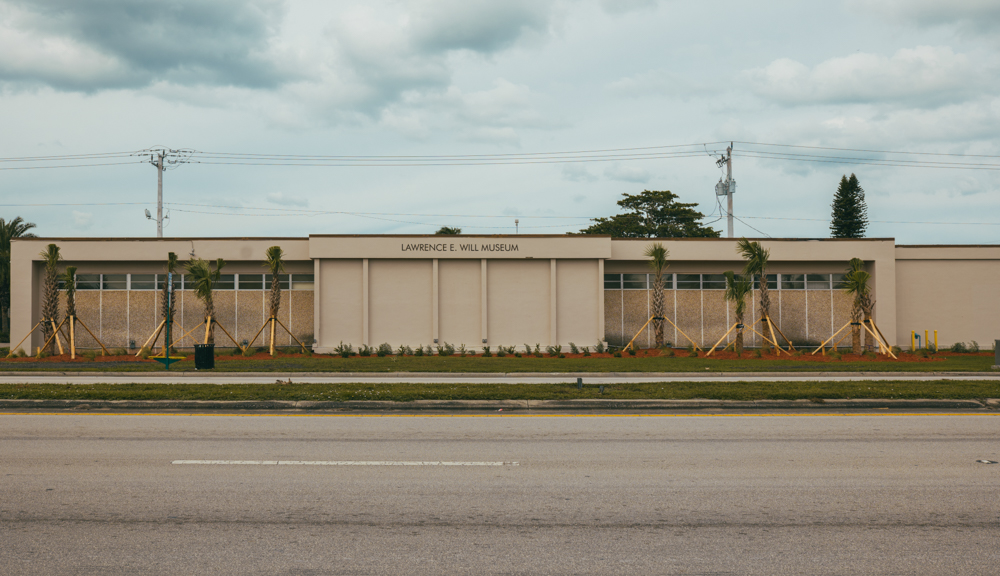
9, 235, 1000, 353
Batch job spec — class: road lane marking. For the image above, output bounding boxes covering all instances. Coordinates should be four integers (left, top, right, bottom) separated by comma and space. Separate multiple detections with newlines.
172, 460, 517, 466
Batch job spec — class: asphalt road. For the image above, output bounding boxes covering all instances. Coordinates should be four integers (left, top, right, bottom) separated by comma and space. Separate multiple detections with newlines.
2, 412, 999, 575
2, 371, 1000, 385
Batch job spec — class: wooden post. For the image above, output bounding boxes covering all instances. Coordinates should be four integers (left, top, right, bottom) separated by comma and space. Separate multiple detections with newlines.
75, 317, 109, 356
50, 319, 65, 356
204, 316, 212, 345
40, 318, 68, 356
135, 318, 166, 357
69, 316, 76, 360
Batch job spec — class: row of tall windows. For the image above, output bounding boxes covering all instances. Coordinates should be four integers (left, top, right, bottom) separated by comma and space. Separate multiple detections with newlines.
58, 274, 315, 291
604, 273, 847, 290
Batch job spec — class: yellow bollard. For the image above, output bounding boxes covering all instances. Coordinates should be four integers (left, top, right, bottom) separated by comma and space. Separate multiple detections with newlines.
934, 330, 938, 352
911, 331, 915, 352
925, 329, 929, 351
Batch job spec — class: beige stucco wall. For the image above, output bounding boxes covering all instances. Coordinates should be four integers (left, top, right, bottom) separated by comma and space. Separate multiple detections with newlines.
894, 246, 1000, 347
438, 260, 482, 347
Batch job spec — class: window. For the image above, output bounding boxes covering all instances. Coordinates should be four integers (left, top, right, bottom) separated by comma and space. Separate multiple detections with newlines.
264, 274, 291, 290
215, 274, 235, 290
652, 273, 674, 290
103, 274, 127, 290
676, 274, 701, 290
77, 274, 101, 290
291, 274, 314, 290
806, 274, 832, 290
780, 274, 804, 290
832, 273, 847, 289
603, 274, 621, 290
130, 274, 156, 290
622, 273, 648, 290
752, 274, 778, 289
238, 274, 264, 290
702, 274, 727, 290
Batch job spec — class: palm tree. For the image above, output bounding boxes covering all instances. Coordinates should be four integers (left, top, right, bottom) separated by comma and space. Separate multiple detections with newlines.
159, 252, 178, 348
0, 217, 37, 334
39, 244, 61, 354
842, 258, 870, 355
723, 271, 752, 355
264, 246, 284, 355
644, 242, 669, 347
737, 238, 771, 350
185, 257, 225, 345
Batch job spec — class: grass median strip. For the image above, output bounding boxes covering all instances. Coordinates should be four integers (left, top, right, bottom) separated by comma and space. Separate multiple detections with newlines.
1, 381, 997, 402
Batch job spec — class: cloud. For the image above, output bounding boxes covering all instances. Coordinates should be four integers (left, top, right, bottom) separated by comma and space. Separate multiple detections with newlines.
604, 163, 651, 183
606, 68, 715, 100
848, 0, 1000, 34
744, 46, 994, 108
0, 0, 293, 92
267, 191, 308, 208
562, 164, 598, 182
599, 0, 660, 15
72, 210, 93, 229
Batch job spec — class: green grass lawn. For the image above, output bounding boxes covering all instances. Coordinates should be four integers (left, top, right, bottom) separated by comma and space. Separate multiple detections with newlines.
1, 380, 997, 402
0, 352, 994, 373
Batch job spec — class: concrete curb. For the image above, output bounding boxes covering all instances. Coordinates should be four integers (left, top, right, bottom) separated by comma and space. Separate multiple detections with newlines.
0, 398, 994, 411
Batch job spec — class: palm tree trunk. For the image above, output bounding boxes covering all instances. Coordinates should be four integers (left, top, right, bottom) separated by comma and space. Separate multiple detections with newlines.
204, 295, 215, 345
651, 272, 664, 347
40, 270, 59, 354
758, 277, 771, 352
735, 313, 744, 356
851, 302, 862, 355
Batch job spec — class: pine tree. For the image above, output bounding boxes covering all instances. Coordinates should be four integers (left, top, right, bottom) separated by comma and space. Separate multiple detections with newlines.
830, 174, 868, 238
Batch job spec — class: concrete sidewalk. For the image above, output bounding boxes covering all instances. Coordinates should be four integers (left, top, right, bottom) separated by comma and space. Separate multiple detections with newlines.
1, 370, 999, 385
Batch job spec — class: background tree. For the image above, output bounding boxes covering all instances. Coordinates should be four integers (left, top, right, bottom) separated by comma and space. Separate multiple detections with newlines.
185, 257, 225, 345
63, 266, 77, 319
264, 246, 284, 355
435, 226, 461, 235
0, 216, 37, 335
723, 271, 752, 355
737, 238, 771, 351
577, 190, 720, 237
830, 174, 868, 238
39, 243, 61, 354
843, 258, 871, 355
644, 242, 669, 347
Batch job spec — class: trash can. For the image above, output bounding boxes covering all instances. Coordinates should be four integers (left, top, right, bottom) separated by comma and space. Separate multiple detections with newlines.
194, 344, 215, 370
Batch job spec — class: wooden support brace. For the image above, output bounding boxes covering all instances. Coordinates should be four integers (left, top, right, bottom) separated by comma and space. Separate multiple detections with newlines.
661, 316, 703, 352
812, 321, 853, 355
624, 316, 656, 352
40, 318, 68, 356
170, 322, 205, 349
767, 317, 795, 352
212, 320, 243, 351
135, 319, 167, 357
274, 318, 309, 353
863, 321, 897, 359
747, 325, 790, 355
244, 320, 269, 351
707, 323, 740, 356
7, 321, 42, 357
74, 317, 109, 356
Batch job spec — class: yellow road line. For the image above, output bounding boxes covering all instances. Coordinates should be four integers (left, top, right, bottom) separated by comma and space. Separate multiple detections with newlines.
0, 412, 996, 418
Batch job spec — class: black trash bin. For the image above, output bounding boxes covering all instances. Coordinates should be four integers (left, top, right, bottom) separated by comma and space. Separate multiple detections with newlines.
194, 344, 215, 370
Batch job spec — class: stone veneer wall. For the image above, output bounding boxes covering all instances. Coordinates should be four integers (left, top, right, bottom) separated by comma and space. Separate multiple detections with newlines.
53, 290, 315, 349
604, 289, 854, 349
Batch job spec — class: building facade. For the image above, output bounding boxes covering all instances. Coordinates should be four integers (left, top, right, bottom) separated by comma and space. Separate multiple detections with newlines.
9, 235, 999, 353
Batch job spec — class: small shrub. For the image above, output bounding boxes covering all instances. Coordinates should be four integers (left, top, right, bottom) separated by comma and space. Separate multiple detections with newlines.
377, 343, 393, 357
524, 343, 532, 355
458, 343, 467, 357
424, 345, 434, 356
595, 341, 606, 354
496, 347, 506, 357
82, 350, 98, 361
482, 345, 491, 357
687, 348, 698, 358
14, 348, 27, 358
436, 342, 455, 356
890, 345, 902, 355
397, 345, 413, 356
950, 341, 968, 353
916, 348, 930, 358
500, 345, 516, 356
334, 342, 353, 358
414, 345, 424, 357
582, 346, 591, 357
829, 352, 842, 360
138, 347, 151, 359
242, 346, 256, 357
753, 348, 762, 358
862, 350, 876, 359
969, 341, 980, 353
792, 350, 803, 357
514, 352, 522, 358
613, 351, 622, 358
534, 343, 541, 355
661, 347, 674, 358
111, 348, 127, 357
358, 344, 373, 357
545, 345, 562, 357
627, 346, 637, 356
558, 353, 565, 358
229, 346, 242, 356
568, 342, 579, 354
686, 343, 695, 355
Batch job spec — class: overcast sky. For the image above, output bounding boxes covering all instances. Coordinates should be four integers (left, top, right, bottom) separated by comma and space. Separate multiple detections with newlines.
1, 0, 998, 243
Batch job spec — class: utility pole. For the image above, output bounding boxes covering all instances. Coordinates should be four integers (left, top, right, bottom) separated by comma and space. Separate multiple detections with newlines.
136, 147, 192, 238
151, 150, 165, 238
715, 143, 736, 238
